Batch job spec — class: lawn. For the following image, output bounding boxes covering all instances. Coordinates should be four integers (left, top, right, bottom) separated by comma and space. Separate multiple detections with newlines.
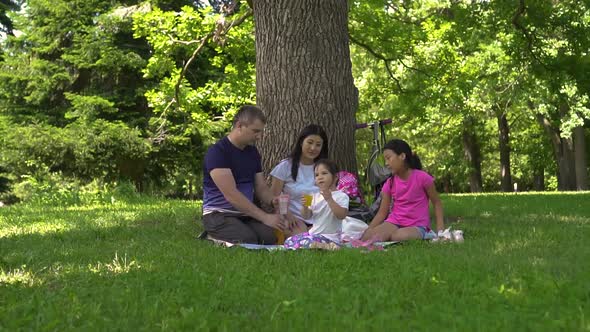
1, 193, 589, 331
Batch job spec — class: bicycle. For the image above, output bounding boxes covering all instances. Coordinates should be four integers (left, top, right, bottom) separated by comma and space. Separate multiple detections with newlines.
340, 119, 392, 222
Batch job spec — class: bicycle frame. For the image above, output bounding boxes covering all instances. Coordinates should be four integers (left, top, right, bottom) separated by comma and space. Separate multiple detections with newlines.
355, 119, 392, 199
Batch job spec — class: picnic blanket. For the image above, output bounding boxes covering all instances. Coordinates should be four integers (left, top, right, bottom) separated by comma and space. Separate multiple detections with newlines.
204, 235, 398, 251
198, 224, 463, 251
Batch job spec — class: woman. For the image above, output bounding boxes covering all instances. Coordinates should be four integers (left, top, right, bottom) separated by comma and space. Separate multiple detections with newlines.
270, 124, 329, 232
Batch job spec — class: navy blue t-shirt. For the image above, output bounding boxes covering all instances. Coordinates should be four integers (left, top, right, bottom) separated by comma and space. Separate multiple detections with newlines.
202, 136, 262, 213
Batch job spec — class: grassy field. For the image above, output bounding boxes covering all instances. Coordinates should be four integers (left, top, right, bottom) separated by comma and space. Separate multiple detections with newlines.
1, 192, 589, 331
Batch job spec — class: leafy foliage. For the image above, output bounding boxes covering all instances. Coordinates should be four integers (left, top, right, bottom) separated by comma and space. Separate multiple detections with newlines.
349, 0, 590, 192
0, 0, 256, 199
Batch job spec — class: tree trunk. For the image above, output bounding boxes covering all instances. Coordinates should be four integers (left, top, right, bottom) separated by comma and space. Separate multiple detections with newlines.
252, 0, 358, 174
536, 113, 576, 190
532, 167, 545, 191
462, 117, 483, 192
573, 126, 588, 190
497, 112, 512, 192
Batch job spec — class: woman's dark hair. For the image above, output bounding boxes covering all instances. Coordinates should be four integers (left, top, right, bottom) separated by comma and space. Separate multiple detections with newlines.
383, 139, 423, 170
314, 159, 340, 178
290, 124, 329, 181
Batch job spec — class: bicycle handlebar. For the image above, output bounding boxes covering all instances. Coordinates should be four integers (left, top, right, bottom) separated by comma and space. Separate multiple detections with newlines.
355, 118, 392, 130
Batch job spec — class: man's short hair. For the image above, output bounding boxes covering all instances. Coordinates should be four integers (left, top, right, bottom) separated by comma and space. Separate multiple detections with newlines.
232, 105, 266, 128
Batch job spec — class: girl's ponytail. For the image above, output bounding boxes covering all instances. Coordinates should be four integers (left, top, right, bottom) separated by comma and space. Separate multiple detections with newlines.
383, 139, 422, 170
409, 153, 423, 170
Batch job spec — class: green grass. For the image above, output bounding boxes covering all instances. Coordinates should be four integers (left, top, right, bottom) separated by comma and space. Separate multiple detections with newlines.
1, 193, 589, 331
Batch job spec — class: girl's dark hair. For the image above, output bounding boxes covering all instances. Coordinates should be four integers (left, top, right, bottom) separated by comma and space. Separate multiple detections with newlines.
383, 139, 423, 170
314, 159, 340, 177
290, 124, 329, 181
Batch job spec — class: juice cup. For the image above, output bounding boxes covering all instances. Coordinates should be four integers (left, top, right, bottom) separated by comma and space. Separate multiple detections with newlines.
274, 229, 285, 245
303, 194, 313, 207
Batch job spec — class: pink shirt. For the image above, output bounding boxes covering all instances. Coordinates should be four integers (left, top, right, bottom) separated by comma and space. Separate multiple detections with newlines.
381, 169, 434, 228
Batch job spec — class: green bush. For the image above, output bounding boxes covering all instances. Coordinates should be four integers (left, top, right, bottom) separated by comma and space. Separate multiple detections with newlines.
10, 165, 143, 206
12, 169, 82, 205
0, 117, 207, 198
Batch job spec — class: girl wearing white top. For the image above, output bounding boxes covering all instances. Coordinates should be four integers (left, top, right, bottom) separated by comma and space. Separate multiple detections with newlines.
284, 159, 349, 249
270, 124, 329, 233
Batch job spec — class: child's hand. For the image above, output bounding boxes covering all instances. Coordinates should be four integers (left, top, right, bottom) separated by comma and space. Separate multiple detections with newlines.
320, 189, 333, 201
300, 196, 307, 207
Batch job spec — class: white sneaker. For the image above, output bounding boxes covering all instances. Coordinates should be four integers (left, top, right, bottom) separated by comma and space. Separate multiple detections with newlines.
440, 229, 452, 241
452, 230, 464, 242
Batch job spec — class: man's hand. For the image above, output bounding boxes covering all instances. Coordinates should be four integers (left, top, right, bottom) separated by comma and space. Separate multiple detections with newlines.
271, 196, 279, 210
262, 213, 287, 231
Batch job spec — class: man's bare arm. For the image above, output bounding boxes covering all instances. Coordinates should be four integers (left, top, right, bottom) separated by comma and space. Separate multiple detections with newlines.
210, 169, 283, 230
255, 172, 276, 207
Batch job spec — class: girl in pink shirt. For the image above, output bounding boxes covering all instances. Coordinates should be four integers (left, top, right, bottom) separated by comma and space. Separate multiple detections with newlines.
362, 139, 445, 242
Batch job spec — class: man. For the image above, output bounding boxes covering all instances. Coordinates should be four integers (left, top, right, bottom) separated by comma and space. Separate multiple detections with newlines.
201, 105, 285, 244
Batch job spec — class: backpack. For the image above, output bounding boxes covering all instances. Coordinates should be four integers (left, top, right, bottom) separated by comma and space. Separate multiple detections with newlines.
337, 171, 365, 205
337, 171, 373, 222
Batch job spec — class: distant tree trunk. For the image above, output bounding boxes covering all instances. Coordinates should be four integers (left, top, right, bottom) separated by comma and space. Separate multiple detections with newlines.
536, 113, 576, 190
442, 174, 452, 193
497, 112, 512, 192
252, 0, 358, 174
462, 117, 483, 192
573, 126, 588, 190
532, 167, 545, 191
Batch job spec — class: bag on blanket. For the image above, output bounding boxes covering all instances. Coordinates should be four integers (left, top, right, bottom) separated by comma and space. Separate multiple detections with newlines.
341, 217, 369, 241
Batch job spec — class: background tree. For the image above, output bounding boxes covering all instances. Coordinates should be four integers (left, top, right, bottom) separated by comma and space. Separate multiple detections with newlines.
0, 0, 245, 200
252, 0, 359, 174
0, 0, 19, 36
348, 0, 590, 193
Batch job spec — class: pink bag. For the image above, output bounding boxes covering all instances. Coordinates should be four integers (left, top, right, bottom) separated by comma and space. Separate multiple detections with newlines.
337, 171, 365, 204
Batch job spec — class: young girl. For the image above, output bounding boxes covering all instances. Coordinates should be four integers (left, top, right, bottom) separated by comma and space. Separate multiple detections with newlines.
283, 159, 349, 249
362, 139, 444, 242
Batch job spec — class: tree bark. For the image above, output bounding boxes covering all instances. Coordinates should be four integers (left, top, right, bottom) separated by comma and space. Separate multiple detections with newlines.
497, 112, 512, 192
536, 113, 576, 190
252, 0, 358, 174
462, 117, 483, 192
573, 126, 588, 190
532, 167, 545, 191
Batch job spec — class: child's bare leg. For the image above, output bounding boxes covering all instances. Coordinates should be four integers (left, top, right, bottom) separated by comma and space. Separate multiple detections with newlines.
389, 227, 422, 241
362, 222, 399, 241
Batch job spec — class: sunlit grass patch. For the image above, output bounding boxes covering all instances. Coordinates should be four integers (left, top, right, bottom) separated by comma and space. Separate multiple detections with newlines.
88, 252, 142, 276
0, 266, 39, 287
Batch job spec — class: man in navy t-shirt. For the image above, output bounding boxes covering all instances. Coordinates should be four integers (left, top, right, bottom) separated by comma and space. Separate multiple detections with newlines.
202, 105, 285, 244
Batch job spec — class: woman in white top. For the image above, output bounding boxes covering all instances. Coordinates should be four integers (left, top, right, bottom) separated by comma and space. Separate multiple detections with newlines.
270, 124, 329, 232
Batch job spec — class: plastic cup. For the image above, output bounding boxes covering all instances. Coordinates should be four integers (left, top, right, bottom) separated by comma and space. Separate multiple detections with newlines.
274, 229, 285, 245
278, 194, 289, 215
303, 194, 313, 207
